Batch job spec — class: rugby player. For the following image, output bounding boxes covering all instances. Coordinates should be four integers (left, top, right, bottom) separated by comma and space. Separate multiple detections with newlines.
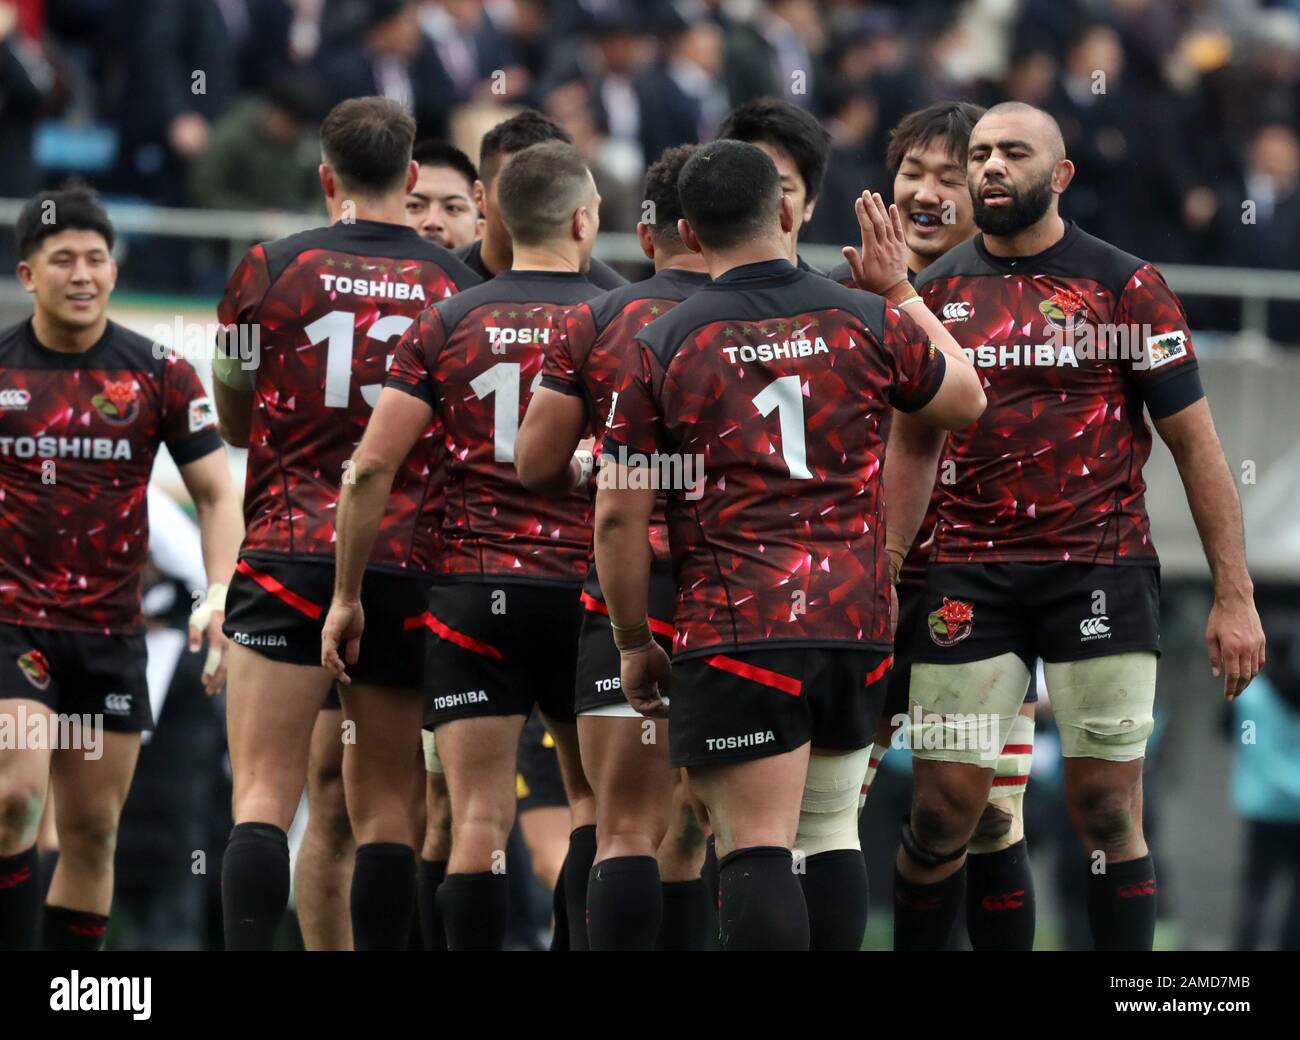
595, 140, 985, 950
457, 110, 627, 291
214, 97, 479, 952
323, 141, 606, 951
832, 101, 1040, 950
717, 98, 832, 275
515, 144, 713, 950
894, 102, 1265, 952
406, 140, 482, 250
0, 187, 241, 951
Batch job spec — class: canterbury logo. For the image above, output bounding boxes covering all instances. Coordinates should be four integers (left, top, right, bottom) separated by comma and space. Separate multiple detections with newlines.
1079, 616, 1111, 637
941, 302, 972, 321
104, 694, 132, 713
1117, 879, 1156, 899
0, 388, 31, 409
981, 890, 1026, 912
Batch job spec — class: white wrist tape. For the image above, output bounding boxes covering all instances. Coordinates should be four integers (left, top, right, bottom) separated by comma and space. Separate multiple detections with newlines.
189, 583, 229, 676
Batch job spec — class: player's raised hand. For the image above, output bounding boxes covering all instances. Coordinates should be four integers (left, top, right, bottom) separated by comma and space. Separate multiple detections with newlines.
1205, 594, 1265, 700
841, 191, 910, 296
321, 597, 365, 685
620, 640, 672, 719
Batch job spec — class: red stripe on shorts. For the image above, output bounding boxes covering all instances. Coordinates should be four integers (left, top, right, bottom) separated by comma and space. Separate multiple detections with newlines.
703, 655, 802, 697
865, 654, 894, 687
992, 774, 1029, 787
405, 611, 503, 660
235, 559, 323, 620
579, 590, 673, 639
1002, 744, 1033, 755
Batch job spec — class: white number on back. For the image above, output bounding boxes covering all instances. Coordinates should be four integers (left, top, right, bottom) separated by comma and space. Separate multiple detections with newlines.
752, 375, 812, 479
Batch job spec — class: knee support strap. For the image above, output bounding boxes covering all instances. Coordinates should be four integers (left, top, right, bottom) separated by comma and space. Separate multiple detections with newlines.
795, 746, 871, 857
899, 818, 966, 869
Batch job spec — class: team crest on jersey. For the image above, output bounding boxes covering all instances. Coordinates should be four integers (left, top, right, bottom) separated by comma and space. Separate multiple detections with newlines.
92, 379, 140, 425
17, 650, 51, 691
928, 597, 974, 647
1038, 287, 1090, 334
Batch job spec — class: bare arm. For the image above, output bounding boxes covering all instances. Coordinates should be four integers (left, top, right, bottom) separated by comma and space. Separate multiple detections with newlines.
177, 448, 243, 693
322, 387, 432, 681
1153, 398, 1265, 698
516, 386, 590, 496
593, 472, 668, 717
883, 412, 945, 580
841, 191, 985, 428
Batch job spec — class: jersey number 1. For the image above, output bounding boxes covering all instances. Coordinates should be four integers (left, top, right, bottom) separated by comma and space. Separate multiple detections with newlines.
753, 375, 812, 479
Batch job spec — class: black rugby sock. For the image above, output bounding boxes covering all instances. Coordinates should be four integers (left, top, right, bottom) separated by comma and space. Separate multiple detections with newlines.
587, 855, 661, 951
38, 849, 59, 899
417, 858, 447, 951
221, 822, 290, 951
350, 842, 415, 951
966, 839, 1035, 951
893, 864, 965, 951
801, 849, 869, 951
562, 824, 597, 951
43, 905, 109, 952
436, 871, 509, 951
549, 863, 570, 951
1087, 854, 1156, 951
656, 878, 711, 950
0, 846, 42, 951
718, 846, 809, 951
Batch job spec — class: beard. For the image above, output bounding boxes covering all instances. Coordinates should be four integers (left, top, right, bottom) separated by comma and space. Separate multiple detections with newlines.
971, 170, 1054, 235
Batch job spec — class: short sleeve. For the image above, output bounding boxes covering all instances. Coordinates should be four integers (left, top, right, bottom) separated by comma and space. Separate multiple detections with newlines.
1117, 262, 1204, 419
385, 306, 443, 407
880, 305, 946, 413
540, 304, 593, 398
161, 354, 223, 464
600, 338, 665, 461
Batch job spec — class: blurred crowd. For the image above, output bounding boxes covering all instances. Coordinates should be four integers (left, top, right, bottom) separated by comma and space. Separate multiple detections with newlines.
2, 0, 1300, 273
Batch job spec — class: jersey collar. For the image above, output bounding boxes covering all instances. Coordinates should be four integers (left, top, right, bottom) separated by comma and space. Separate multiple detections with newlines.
23, 317, 116, 367
710, 258, 799, 286
973, 219, 1078, 270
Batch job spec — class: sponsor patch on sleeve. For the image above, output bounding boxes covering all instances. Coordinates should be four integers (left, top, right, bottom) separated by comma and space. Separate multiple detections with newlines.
189, 396, 216, 432
1145, 330, 1188, 370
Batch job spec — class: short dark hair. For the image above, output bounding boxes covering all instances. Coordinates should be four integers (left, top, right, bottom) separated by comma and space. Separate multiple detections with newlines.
412, 139, 479, 189
496, 141, 594, 246
319, 96, 416, 195
717, 98, 830, 201
479, 109, 572, 185
886, 101, 986, 173
678, 140, 781, 250
16, 185, 114, 260
641, 144, 696, 242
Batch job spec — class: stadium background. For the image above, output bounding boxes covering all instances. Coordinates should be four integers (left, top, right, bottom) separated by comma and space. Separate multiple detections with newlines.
1, 0, 1298, 950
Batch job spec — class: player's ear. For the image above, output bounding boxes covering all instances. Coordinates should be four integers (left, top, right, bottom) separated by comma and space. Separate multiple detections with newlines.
778, 193, 796, 235
678, 218, 703, 255
636, 222, 656, 262
1052, 158, 1075, 195
319, 163, 335, 202
405, 160, 419, 194
802, 194, 817, 226
15, 259, 34, 293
